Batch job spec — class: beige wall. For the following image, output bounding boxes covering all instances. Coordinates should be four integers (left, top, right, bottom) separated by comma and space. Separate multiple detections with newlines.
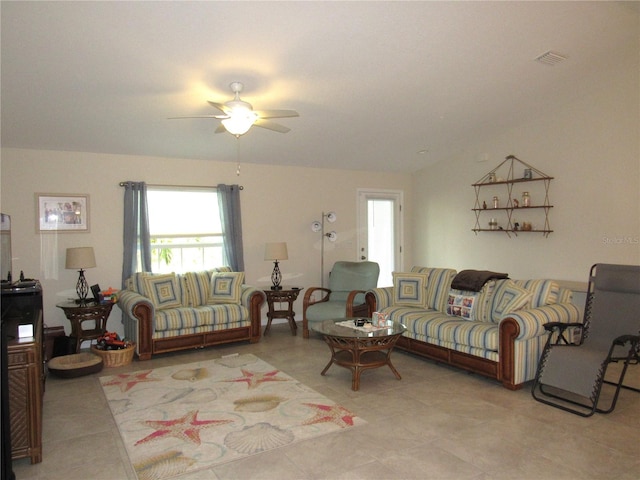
2, 58, 638, 340
412, 61, 640, 281
0, 150, 413, 337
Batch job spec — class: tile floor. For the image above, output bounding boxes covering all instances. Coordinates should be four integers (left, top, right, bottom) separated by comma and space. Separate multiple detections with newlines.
12, 323, 640, 480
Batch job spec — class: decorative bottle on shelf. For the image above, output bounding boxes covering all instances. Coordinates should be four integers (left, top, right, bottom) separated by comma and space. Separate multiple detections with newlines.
522, 192, 530, 207
492, 196, 499, 208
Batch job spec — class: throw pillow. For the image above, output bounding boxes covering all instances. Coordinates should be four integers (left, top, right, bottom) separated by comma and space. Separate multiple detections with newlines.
143, 273, 183, 310
474, 280, 497, 322
411, 267, 457, 312
184, 271, 212, 307
209, 266, 232, 274
393, 272, 428, 308
490, 280, 532, 322
128, 272, 156, 295
208, 272, 245, 304
447, 289, 478, 320
513, 279, 559, 308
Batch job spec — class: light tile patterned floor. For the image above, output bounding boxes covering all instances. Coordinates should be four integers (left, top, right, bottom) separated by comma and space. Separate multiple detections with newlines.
13, 323, 640, 480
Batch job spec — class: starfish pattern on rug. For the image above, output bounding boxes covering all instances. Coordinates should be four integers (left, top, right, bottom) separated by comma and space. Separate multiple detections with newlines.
302, 403, 356, 428
102, 370, 160, 393
101, 355, 365, 480
135, 410, 233, 446
225, 368, 289, 389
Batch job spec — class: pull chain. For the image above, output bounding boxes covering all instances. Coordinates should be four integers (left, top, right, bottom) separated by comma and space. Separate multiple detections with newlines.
235, 135, 241, 176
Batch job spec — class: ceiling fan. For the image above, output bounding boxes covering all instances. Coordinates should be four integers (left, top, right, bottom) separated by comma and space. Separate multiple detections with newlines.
170, 82, 299, 136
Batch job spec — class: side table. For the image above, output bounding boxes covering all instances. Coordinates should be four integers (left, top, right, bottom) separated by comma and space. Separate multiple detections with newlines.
263, 287, 303, 336
56, 301, 114, 353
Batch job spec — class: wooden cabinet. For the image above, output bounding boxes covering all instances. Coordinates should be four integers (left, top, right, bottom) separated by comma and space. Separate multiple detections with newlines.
2, 284, 44, 464
472, 155, 553, 237
7, 317, 43, 464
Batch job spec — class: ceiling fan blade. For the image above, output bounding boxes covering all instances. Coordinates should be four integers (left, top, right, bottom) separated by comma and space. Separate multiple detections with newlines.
207, 101, 230, 114
168, 115, 227, 120
254, 109, 299, 119
254, 118, 291, 133
214, 124, 227, 134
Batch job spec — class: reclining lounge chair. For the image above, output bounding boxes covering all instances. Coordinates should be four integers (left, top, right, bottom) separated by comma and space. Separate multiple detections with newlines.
531, 263, 640, 416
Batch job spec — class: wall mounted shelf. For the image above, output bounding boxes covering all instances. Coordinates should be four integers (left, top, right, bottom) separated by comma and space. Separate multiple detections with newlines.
472, 155, 553, 238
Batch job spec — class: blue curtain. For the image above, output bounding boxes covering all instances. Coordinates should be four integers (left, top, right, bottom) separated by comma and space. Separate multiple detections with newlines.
121, 181, 151, 287
217, 184, 244, 271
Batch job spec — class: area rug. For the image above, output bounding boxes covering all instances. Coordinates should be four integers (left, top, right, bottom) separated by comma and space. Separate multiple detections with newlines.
100, 353, 365, 480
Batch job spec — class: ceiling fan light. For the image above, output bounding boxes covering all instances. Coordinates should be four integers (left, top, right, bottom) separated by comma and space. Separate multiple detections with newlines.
221, 111, 258, 136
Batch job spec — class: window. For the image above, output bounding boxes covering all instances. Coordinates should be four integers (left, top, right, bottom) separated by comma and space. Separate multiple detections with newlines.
147, 187, 225, 273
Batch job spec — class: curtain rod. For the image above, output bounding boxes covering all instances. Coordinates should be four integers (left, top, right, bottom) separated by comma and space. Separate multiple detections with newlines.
119, 182, 243, 190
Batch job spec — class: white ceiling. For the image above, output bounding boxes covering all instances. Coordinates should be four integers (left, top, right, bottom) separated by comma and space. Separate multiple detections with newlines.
1, 1, 638, 173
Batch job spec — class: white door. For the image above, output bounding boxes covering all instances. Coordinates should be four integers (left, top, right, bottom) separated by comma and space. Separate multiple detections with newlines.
357, 189, 403, 287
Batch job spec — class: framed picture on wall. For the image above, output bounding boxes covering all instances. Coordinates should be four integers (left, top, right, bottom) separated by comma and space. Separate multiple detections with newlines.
36, 193, 90, 232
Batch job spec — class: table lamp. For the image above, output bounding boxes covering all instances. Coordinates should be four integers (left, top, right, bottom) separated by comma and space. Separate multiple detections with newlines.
264, 242, 288, 290
65, 247, 96, 303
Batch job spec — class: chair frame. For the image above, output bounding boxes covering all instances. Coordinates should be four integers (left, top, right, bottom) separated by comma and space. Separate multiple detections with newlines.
302, 288, 368, 338
531, 264, 640, 417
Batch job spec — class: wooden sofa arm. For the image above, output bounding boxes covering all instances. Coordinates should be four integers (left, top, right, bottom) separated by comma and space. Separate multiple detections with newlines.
131, 302, 154, 360
246, 288, 266, 343
117, 290, 155, 361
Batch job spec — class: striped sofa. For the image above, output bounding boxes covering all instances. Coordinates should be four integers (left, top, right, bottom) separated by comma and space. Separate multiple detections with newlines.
365, 267, 581, 390
118, 268, 265, 360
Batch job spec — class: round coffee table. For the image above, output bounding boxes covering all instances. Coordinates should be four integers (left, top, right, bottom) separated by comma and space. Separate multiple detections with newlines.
311, 318, 406, 391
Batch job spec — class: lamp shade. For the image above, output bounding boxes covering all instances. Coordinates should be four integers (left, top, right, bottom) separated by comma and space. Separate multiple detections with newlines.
65, 247, 96, 269
264, 242, 288, 261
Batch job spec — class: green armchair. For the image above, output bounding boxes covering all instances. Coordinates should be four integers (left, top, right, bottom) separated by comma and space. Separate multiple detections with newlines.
302, 261, 380, 338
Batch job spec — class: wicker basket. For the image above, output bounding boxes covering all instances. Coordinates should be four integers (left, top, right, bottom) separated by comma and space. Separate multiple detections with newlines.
91, 343, 135, 367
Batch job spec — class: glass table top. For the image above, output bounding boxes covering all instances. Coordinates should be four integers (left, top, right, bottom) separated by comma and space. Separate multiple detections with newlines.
310, 318, 406, 339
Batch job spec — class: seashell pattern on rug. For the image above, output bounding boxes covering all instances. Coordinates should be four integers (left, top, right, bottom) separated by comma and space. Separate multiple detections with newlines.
159, 387, 194, 404
134, 450, 196, 480
171, 368, 210, 381
224, 422, 295, 454
182, 387, 218, 404
216, 353, 259, 368
233, 395, 285, 412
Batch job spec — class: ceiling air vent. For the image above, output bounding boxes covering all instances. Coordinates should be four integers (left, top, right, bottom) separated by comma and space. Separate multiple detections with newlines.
535, 51, 567, 66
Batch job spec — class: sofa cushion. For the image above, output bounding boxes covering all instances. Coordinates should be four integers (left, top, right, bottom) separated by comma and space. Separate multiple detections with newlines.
208, 271, 244, 304
393, 272, 428, 307
305, 301, 354, 322
154, 304, 248, 332
410, 267, 457, 312
184, 271, 211, 307
475, 280, 497, 322
489, 280, 532, 322
392, 307, 499, 351
327, 261, 380, 303
513, 279, 560, 308
143, 273, 184, 310
176, 267, 234, 307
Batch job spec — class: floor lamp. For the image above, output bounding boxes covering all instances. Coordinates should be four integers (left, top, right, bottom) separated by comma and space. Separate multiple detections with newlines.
311, 211, 337, 288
